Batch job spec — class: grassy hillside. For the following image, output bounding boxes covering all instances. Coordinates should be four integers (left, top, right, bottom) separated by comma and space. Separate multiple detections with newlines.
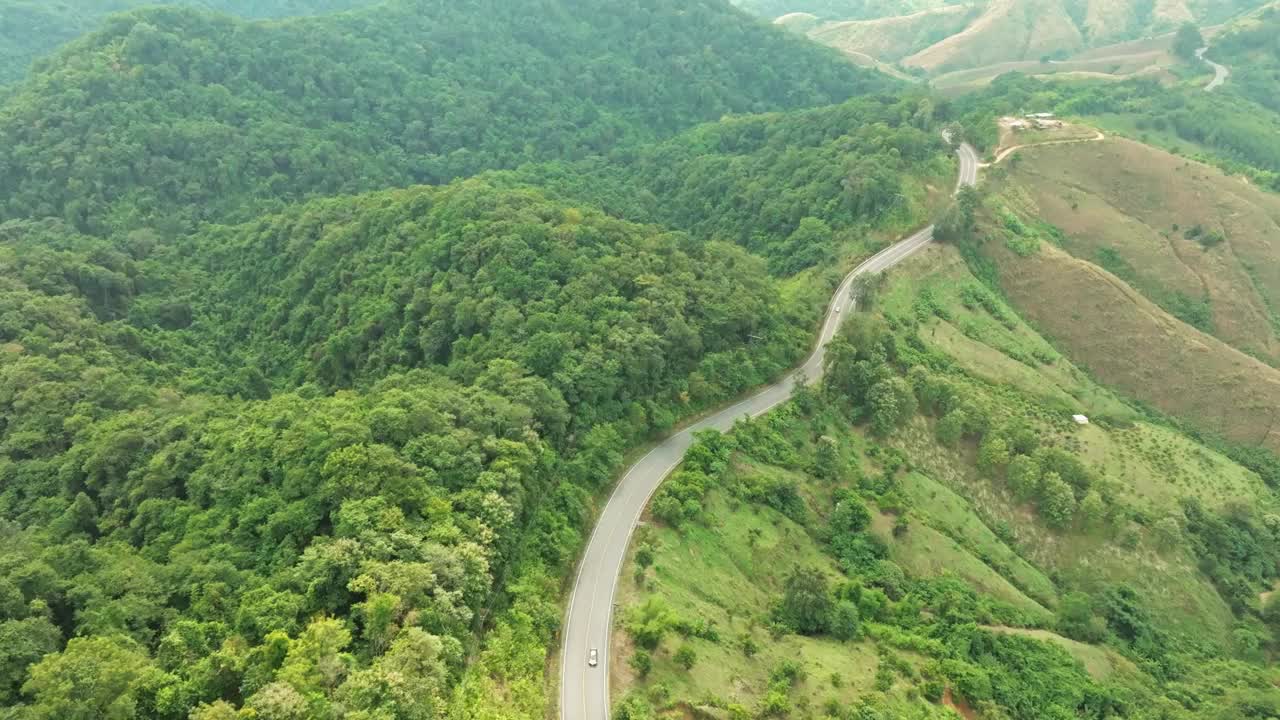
961, 136, 1280, 455
0, 1, 381, 84
999, 137, 1280, 362
612, 241, 1280, 719
733, 0, 959, 21
905, 0, 1085, 72
807, 5, 979, 62
792, 0, 1266, 76
0, 0, 883, 236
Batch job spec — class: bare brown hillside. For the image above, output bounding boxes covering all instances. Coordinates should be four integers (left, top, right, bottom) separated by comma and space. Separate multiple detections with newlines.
1003, 138, 1280, 363
806, 5, 976, 61
983, 236, 1280, 452
979, 137, 1280, 451
904, 0, 1084, 72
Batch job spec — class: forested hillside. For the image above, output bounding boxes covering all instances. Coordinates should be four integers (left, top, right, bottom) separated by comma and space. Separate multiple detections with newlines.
0, 189, 797, 719
1209, 3, 1280, 112
504, 94, 950, 274
0, 75, 953, 716
7, 0, 1280, 718
0, 0, 882, 236
0, 0, 379, 85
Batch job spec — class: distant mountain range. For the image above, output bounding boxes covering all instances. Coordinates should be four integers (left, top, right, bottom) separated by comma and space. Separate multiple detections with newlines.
755, 0, 1270, 73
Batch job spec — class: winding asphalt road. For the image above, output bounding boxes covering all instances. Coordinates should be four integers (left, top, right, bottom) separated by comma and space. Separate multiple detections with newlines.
558, 140, 980, 720
1196, 46, 1230, 92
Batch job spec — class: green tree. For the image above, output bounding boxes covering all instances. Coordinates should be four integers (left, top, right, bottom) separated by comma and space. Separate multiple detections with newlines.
1038, 472, 1077, 528
779, 567, 833, 635
830, 497, 872, 536
1007, 455, 1041, 501
674, 645, 697, 670
1079, 490, 1105, 529
629, 650, 652, 678
936, 410, 967, 447
22, 636, 167, 720
868, 377, 917, 436
336, 627, 454, 720
978, 435, 1010, 475
830, 601, 862, 641
0, 617, 61, 703
627, 598, 676, 650
815, 436, 841, 480
1174, 23, 1205, 61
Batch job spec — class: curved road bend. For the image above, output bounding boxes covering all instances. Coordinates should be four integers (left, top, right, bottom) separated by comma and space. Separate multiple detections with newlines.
559, 141, 980, 720
1196, 46, 1229, 92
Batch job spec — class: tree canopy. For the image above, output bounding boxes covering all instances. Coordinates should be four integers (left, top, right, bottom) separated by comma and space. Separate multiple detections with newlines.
0, 0, 884, 236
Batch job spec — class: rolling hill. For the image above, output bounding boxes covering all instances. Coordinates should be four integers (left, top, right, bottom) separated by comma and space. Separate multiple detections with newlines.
0, 79, 952, 716
971, 135, 1280, 453
0, 0, 382, 84
0, 0, 882, 237
781, 0, 1269, 75
805, 4, 979, 62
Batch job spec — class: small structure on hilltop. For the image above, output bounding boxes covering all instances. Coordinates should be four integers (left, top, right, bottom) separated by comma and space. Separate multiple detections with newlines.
1072, 414, 1090, 425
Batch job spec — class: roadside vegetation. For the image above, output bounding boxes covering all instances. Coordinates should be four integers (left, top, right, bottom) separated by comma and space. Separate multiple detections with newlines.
615, 242, 1280, 720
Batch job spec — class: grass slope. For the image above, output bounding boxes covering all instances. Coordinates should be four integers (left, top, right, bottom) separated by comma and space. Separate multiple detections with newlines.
882, 245, 1248, 645
904, 0, 1085, 73
806, 5, 978, 62
976, 136, 1280, 451
1001, 138, 1280, 361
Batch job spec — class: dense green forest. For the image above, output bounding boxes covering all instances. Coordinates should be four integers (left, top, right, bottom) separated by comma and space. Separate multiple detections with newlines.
0, 0, 380, 85
0, 0, 884, 237
504, 94, 949, 273
4, 0, 1280, 717
1208, 4, 1280, 114
0, 60, 950, 717
0, 188, 800, 718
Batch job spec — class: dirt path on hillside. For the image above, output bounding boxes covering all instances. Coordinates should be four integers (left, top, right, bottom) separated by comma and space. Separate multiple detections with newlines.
987, 130, 1106, 166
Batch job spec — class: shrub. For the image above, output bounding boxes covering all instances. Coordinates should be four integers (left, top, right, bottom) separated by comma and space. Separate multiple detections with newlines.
831, 601, 862, 641
674, 645, 697, 670
1037, 472, 1077, 528
630, 650, 653, 678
